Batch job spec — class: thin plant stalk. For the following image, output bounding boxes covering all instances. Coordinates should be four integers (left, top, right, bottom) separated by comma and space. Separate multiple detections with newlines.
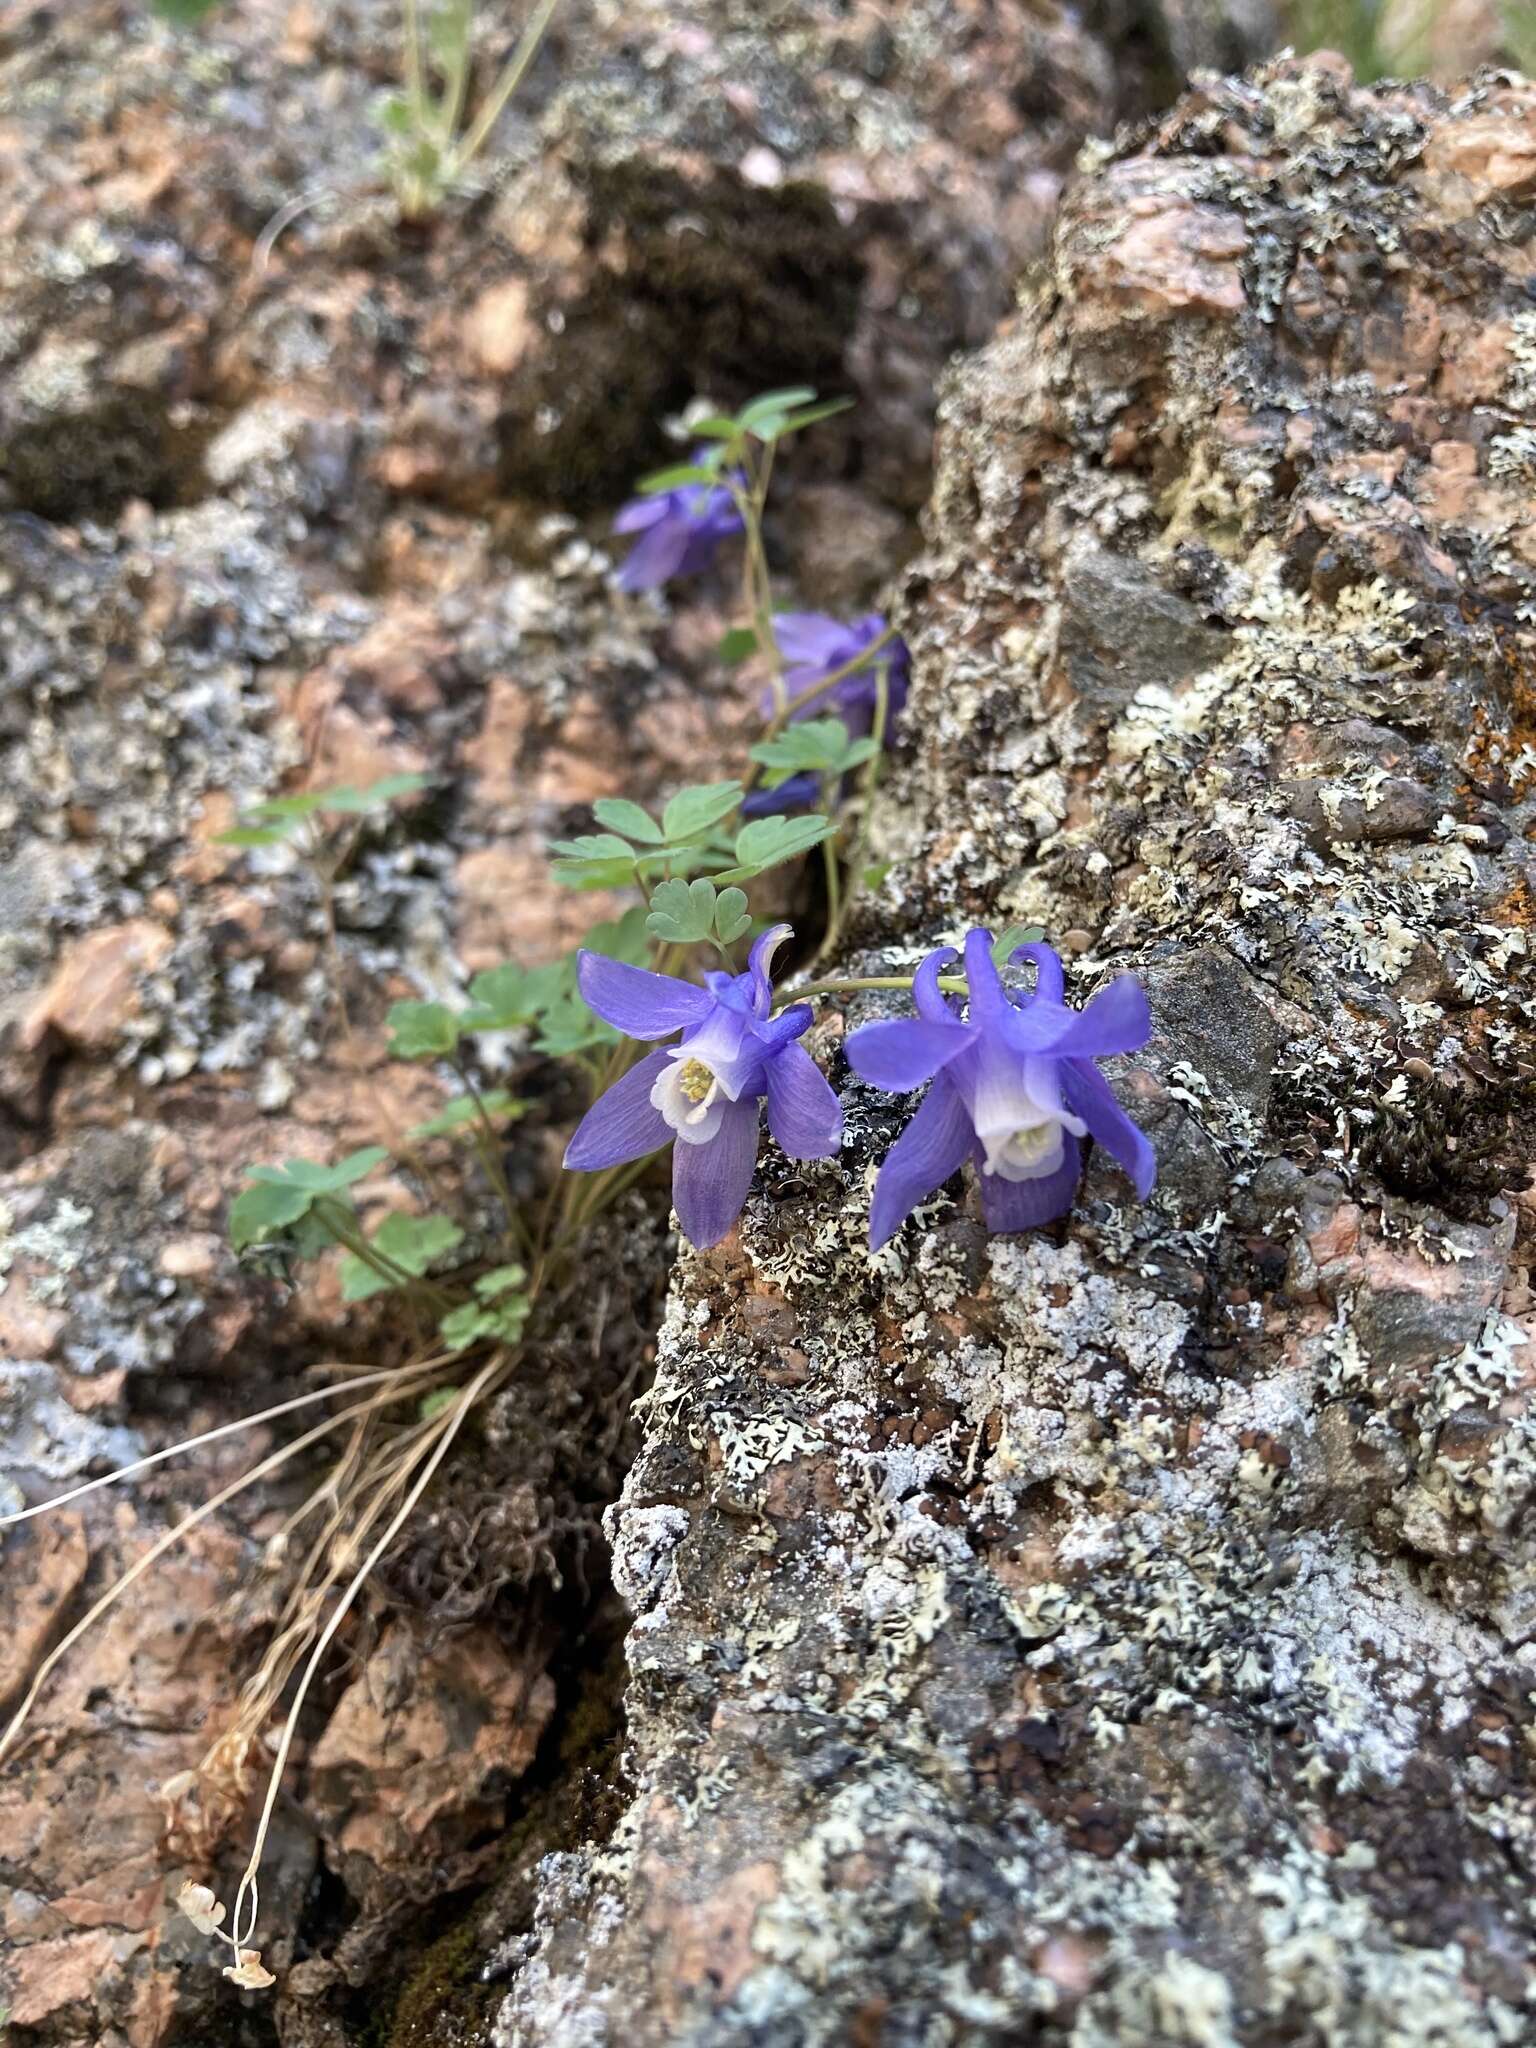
0, 1363, 439, 1530
0, 1395, 410, 1770
229, 1348, 505, 1950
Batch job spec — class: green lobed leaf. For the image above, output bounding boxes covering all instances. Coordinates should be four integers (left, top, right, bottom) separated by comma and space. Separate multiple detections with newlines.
151, 0, 222, 21
582, 905, 652, 965
245, 1147, 389, 1195
767, 397, 854, 438
463, 959, 572, 1030
991, 924, 1048, 966
591, 797, 666, 845
750, 717, 857, 782
661, 782, 742, 844
713, 886, 751, 945
387, 1000, 461, 1060
419, 1386, 461, 1421
372, 91, 417, 138
737, 387, 817, 430
731, 812, 837, 875
637, 461, 721, 494
228, 1179, 314, 1252
645, 877, 718, 944
340, 1211, 464, 1302
315, 773, 429, 813
548, 832, 640, 890
438, 1292, 531, 1352
475, 1264, 526, 1298
214, 824, 296, 848
533, 991, 616, 1057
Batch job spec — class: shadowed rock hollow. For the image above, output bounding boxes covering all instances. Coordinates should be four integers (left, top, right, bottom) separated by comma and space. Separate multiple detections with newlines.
496, 57, 1536, 2047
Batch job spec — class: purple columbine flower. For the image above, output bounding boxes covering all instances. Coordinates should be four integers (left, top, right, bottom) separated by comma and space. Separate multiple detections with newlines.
845, 930, 1155, 1250
612, 454, 745, 594
564, 925, 842, 1248
744, 611, 913, 814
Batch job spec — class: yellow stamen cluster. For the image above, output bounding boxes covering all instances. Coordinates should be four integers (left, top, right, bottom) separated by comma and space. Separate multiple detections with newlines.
677, 1058, 715, 1103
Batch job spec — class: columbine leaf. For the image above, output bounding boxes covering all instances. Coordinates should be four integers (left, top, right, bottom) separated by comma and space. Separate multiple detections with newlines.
718, 626, 759, 666
372, 91, 416, 138
548, 833, 640, 889
410, 1090, 524, 1139
439, 1287, 531, 1352
661, 782, 742, 844
645, 877, 717, 944
214, 824, 296, 848
387, 1000, 461, 1060
340, 1212, 464, 1302
533, 991, 616, 1056
592, 798, 665, 845
750, 718, 856, 782
737, 387, 817, 431
991, 924, 1048, 966
228, 1179, 314, 1252
582, 906, 652, 965
713, 887, 751, 944
245, 1147, 389, 1195
475, 1263, 526, 1298
419, 1386, 461, 1421
771, 397, 854, 437
637, 461, 720, 494
730, 813, 837, 875
688, 415, 740, 441
314, 773, 429, 813
464, 960, 572, 1030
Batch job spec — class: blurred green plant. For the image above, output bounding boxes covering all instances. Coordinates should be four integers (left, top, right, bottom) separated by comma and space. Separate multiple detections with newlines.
149, 0, 560, 219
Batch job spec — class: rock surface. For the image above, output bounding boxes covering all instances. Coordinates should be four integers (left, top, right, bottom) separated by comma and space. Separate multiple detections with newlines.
497, 58, 1536, 2047
0, 1, 1260, 2043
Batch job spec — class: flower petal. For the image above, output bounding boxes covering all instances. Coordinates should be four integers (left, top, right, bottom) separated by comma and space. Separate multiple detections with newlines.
913, 946, 961, 1024
616, 517, 693, 593
613, 495, 667, 536
1063, 1059, 1156, 1197
845, 1015, 970, 1093
1049, 973, 1152, 1059
740, 771, 818, 816
564, 1050, 674, 1170
745, 923, 793, 1013
764, 1042, 842, 1159
868, 1074, 974, 1252
671, 1098, 760, 1248
977, 1131, 1082, 1233
1009, 941, 1065, 1003
962, 927, 1008, 1023
773, 611, 851, 669
577, 952, 714, 1038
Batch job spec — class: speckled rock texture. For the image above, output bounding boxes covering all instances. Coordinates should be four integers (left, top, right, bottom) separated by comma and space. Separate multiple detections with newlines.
497, 59, 1536, 2048
0, 2, 1268, 2043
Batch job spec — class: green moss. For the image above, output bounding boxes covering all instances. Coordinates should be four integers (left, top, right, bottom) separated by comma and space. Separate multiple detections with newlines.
496, 163, 864, 510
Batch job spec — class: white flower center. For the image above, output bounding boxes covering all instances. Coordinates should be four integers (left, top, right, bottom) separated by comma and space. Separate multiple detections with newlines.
980, 1118, 1066, 1182
652, 1052, 727, 1145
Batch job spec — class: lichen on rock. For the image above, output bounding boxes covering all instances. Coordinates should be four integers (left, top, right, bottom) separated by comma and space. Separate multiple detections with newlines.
498, 57, 1536, 2046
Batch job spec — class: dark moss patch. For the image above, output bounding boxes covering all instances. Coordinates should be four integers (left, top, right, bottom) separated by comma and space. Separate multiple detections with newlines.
496, 163, 864, 511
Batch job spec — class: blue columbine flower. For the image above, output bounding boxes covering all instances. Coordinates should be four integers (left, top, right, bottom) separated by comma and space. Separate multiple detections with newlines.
744, 611, 913, 813
612, 455, 746, 594
845, 931, 1154, 1250
564, 925, 842, 1248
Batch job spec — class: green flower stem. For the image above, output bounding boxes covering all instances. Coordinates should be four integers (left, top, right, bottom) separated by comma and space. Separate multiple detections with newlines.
773, 972, 970, 1010
314, 1200, 457, 1312
763, 624, 899, 736
809, 662, 889, 972
448, 1055, 528, 1250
